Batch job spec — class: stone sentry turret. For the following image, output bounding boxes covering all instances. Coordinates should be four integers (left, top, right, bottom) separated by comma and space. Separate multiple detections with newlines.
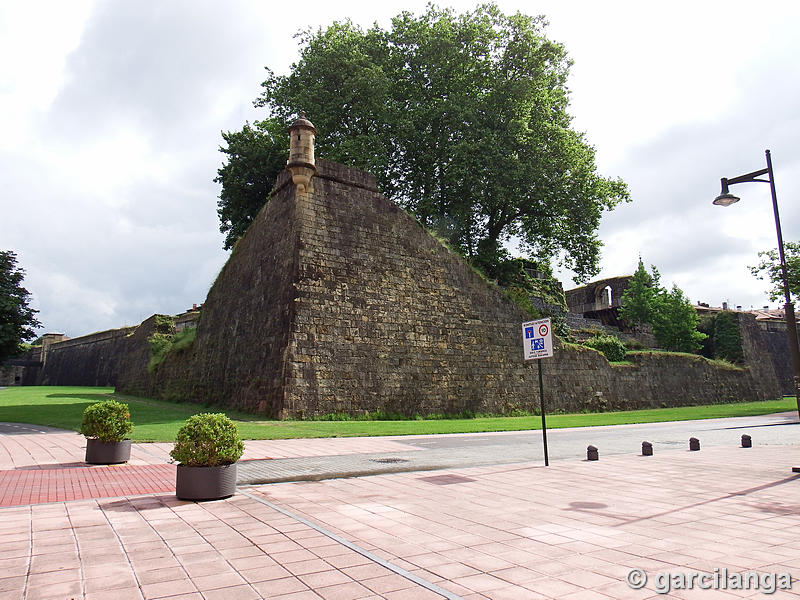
286, 112, 316, 192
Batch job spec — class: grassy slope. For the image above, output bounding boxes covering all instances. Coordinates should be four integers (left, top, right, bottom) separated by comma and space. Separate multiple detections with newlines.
0, 386, 795, 442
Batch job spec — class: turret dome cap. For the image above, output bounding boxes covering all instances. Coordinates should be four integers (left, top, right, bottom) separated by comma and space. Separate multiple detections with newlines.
290, 111, 317, 133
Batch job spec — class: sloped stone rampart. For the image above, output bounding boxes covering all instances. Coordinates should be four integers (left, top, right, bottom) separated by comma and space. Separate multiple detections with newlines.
181, 170, 301, 413
115, 169, 303, 413
274, 161, 779, 417
284, 162, 537, 416
46, 159, 782, 416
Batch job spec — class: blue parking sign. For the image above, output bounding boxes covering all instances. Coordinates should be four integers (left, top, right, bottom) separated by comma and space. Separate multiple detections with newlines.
522, 318, 553, 360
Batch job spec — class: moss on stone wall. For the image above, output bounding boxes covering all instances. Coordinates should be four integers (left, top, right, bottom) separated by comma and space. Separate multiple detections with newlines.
495, 258, 569, 337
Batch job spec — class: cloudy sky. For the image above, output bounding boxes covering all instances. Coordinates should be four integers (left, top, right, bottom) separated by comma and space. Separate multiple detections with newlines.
2, 0, 799, 337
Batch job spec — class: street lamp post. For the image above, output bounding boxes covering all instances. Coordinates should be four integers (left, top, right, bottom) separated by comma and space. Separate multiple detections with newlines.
714, 149, 800, 418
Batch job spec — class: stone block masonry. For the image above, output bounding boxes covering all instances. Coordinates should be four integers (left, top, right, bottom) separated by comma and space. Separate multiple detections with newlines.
109, 157, 780, 417
35, 112, 780, 416
284, 161, 538, 417
120, 171, 303, 411
39, 326, 135, 387
762, 328, 800, 395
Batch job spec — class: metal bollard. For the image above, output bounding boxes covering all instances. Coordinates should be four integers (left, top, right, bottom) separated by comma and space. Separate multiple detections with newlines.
689, 437, 700, 451
587, 445, 599, 461
642, 441, 653, 456
742, 434, 752, 448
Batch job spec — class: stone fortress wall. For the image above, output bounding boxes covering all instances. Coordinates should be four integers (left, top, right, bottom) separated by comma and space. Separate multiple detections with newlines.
37, 327, 135, 387
23, 115, 784, 416
754, 327, 798, 396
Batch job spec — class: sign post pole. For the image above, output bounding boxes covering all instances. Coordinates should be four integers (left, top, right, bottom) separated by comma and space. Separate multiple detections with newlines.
538, 359, 548, 467
522, 318, 553, 467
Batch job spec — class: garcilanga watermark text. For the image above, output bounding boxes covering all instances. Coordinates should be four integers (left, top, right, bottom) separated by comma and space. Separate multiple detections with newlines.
626, 568, 793, 595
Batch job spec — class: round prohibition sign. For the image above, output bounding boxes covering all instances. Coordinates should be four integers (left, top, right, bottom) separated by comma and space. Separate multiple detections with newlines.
538, 323, 549, 337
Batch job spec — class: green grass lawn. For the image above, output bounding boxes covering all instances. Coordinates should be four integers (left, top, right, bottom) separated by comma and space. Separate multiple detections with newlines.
0, 386, 796, 443
0, 386, 795, 442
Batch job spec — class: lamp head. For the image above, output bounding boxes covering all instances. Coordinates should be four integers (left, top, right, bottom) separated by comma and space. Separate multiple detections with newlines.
713, 178, 740, 207
713, 193, 740, 207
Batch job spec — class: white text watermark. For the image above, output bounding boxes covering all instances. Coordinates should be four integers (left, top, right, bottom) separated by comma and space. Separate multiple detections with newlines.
626, 568, 793, 595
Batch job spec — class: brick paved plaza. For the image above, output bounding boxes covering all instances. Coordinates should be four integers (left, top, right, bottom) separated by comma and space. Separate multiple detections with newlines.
1, 422, 799, 599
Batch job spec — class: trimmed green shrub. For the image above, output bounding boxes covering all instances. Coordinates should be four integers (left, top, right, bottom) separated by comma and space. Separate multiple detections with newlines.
80, 400, 133, 442
583, 334, 627, 362
170, 413, 244, 467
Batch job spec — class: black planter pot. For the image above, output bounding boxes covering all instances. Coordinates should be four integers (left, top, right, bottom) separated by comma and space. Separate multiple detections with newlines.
175, 463, 238, 501
85, 438, 131, 465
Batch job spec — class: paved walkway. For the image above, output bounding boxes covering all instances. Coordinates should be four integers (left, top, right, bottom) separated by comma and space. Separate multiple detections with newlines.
1, 413, 799, 502
0, 464, 176, 507
0, 424, 419, 471
1, 418, 800, 599
2, 445, 800, 599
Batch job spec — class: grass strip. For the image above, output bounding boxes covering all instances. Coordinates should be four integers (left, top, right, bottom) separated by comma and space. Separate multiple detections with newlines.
0, 386, 795, 442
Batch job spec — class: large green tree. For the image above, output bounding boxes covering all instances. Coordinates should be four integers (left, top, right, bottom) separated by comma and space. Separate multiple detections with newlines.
712, 311, 744, 364
619, 259, 706, 353
0, 251, 41, 363
618, 258, 658, 327
215, 120, 289, 250
749, 241, 799, 304
650, 284, 706, 354
216, 4, 629, 278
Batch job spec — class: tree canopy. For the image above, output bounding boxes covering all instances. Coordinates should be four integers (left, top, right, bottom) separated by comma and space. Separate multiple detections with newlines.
618, 258, 657, 327
650, 284, 706, 354
711, 311, 744, 364
0, 250, 41, 363
619, 259, 706, 353
749, 241, 799, 304
215, 120, 289, 250
216, 3, 629, 279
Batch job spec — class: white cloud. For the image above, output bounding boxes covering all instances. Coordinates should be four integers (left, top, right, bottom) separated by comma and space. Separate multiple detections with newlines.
0, 2, 94, 143
2, 0, 800, 337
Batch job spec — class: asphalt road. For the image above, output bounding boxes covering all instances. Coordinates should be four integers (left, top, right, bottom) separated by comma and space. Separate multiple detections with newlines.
398, 411, 800, 459
238, 411, 800, 484
0, 422, 72, 435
